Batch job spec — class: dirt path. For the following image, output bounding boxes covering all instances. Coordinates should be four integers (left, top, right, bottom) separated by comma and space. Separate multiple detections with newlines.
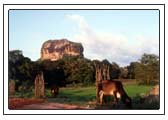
18, 102, 90, 110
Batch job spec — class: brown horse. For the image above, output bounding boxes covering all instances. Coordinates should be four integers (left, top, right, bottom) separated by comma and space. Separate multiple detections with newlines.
99, 80, 132, 108
51, 85, 59, 97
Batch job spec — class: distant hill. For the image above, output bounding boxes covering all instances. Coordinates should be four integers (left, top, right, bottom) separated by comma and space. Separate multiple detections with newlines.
40, 39, 84, 61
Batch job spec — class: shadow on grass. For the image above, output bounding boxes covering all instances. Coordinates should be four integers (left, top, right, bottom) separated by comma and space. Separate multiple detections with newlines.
47, 91, 95, 106
95, 95, 159, 110
131, 95, 159, 110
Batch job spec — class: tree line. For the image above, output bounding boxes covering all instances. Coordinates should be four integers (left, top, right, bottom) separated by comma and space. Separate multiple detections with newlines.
9, 50, 159, 91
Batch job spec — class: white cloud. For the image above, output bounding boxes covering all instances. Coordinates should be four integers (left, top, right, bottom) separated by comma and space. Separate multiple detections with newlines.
66, 14, 90, 33
66, 14, 159, 66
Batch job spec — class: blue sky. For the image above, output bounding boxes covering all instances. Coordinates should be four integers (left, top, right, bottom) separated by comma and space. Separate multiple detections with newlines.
9, 10, 159, 66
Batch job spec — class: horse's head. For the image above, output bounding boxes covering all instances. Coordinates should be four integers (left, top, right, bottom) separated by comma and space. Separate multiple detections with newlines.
125, 97, 132, 108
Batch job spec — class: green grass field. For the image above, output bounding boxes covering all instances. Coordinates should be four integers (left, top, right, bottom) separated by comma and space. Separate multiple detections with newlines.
124, 85, 152, 97
12, 84, 159, 109
46, 86, 96, 106
46, 85, 153, 107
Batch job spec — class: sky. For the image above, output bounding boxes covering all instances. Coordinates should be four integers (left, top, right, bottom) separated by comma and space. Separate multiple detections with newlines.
9, 10, 159, 66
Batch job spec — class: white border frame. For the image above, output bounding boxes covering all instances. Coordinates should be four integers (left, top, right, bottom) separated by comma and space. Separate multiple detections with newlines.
3, 4, 165, 115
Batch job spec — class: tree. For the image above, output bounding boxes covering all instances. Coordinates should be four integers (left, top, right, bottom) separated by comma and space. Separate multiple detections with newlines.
139, 53, 159, 84
40, 60, 66, 87
119, 67, 128, 79
40, 56, 95, 86
127, 53, 159, 85
127, 62, 138, 79
111, 62, 120, 79
140, 53, 159, 65
62, 56, 94, 85
9, 50, 39, 91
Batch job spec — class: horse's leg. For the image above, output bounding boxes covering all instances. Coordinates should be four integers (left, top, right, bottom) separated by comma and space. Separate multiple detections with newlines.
113, 91, 119, 108
113, 91, 119, 102
99, 90, 104, 105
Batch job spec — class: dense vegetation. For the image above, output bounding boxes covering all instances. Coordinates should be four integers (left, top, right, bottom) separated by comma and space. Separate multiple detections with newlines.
9, 50, 159, 109
9, 50, 159, 92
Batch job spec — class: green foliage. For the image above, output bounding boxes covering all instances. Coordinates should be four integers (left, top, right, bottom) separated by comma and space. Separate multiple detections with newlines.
12, 85, 34, 98
127, 53, 159, 85
39, 56, 95, 86
40, 60, 65, 87
9, 50, 159, 87
111, 62, 120, 79
62, 56, 95, 85
140, 53, 159, 65
9, 50, 37, 91
119, 67, 128, 79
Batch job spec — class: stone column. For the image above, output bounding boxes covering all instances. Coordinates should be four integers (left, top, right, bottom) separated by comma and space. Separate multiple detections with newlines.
9, 79, 15, 95
34, 72, 45, 98
95, 62, 111, 104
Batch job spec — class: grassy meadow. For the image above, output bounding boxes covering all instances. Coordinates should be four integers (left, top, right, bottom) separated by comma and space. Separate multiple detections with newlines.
10, 84, 159, 109
45, 84, 156, 109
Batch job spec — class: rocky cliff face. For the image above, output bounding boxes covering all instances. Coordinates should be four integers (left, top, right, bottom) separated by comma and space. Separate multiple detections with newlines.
41, 39, 84, 61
